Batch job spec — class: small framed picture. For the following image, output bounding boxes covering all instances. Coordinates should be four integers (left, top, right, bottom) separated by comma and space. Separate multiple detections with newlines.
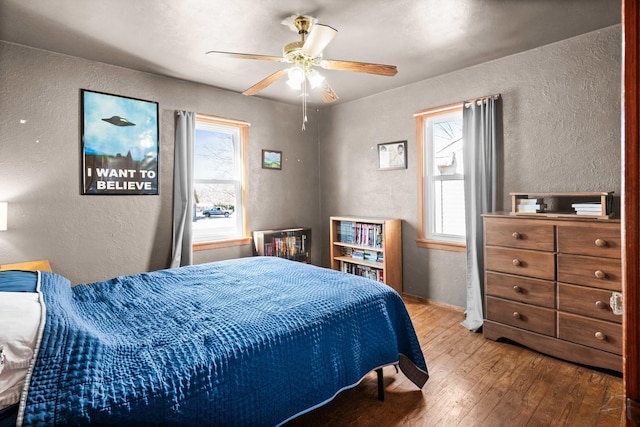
262, 149, 282, 170
378, 141, 407, 170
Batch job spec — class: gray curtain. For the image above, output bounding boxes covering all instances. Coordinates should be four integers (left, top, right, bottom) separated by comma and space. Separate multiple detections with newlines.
170, 111, 195, 268
461, 97, 500, 332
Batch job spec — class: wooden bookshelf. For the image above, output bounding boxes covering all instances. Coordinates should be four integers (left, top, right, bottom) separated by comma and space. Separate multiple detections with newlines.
330, 216, 402, 294
510, 192, 614, 219
252, 227, 311, 263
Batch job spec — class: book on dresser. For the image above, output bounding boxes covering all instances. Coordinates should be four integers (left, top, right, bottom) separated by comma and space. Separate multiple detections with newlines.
510, 191, 614, 218
515, 198, 546, 213
516, 203, 547, 213
329, 216, 402, 294
252, 227, 311, 263
482, 213, 622, 372
572, 202, 606, 215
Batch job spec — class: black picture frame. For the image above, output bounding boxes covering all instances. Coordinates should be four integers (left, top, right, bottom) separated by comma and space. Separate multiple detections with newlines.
378, 140, 407, 170
81, 89, 159, 195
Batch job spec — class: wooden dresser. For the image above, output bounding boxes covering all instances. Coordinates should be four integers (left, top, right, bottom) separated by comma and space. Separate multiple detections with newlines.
483, 213, 622, 372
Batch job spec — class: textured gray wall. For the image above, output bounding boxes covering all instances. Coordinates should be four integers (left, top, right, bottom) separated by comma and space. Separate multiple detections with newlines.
0, 25, 622, 308
0, 42, 320, 284
318, 25, 621, 307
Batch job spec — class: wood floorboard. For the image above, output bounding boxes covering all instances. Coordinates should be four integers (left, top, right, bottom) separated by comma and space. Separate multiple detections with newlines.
423, 337, 508, 421
284, 298, 624, 427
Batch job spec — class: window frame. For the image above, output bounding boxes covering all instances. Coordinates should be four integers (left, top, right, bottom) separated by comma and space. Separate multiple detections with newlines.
415, 102, 466, 252
192, 114, 251, 251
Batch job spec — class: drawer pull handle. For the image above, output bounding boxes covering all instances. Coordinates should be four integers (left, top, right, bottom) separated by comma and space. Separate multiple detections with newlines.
595, 331, 606, 341
595, 300, 607, 309
595, 238, 608, 248
512, 259, 522, 267
512, 232, 522, 240
512, 312, 522, 320
513, 285, 522, 293
595, 270, 606, 279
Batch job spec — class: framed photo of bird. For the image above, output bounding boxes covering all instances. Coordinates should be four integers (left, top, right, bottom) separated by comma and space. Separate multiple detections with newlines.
81, 89, 159, 195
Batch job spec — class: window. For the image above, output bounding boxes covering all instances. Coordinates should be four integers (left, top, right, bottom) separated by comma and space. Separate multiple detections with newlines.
192, 115, 249, 249
415, 103, 466, 251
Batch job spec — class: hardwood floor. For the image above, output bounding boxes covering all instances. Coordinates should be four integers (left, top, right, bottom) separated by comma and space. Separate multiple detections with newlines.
285, 297, 624, 426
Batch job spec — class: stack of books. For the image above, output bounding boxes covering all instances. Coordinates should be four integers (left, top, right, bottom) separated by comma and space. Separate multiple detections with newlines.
572, 202, 604, 216
337, 221, 383, 248
516, 198, 547, 213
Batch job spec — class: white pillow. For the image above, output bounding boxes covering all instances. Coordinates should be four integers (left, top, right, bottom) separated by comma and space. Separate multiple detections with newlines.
0, 292, 42, 410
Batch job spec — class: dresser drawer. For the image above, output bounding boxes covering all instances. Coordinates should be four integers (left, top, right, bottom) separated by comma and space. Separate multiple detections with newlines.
486, 296, 555, 336
485, 272, 555, 308
557, 312, 622, 355
557, 254, 621, 291
557, 223, 621, 258
484, 217, 555, 251
485, 247, 555, 280
557, 283, 622, 323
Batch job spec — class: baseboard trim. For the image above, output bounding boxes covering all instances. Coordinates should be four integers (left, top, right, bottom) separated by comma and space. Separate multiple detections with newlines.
402, 293, 465, 313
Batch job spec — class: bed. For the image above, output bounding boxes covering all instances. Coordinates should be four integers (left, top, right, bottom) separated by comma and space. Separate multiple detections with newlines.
0, 257, 428, 426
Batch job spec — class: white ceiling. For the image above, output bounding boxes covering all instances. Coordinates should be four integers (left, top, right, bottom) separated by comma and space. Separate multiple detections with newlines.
0, 0, 620, 108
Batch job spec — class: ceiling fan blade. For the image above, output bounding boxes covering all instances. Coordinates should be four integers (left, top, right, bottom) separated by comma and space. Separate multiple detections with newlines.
320, 59, 397, 77
242, 68, 289, 96
206, 51, 284, 62
302, 24, 337, 58
319, 81, 339, 103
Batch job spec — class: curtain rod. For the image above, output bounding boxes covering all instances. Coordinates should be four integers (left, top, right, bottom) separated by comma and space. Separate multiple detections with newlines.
413, 93, 501, 117
464, 93, 501, 108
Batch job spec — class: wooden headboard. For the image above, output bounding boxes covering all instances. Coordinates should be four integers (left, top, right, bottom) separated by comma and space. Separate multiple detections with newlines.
0, 259, 52, 272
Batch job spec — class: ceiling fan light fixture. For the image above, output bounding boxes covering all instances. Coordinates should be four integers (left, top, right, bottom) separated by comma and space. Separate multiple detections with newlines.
307, 69, 325, 89
208, 14, 396, 130
287, 66, 306, 89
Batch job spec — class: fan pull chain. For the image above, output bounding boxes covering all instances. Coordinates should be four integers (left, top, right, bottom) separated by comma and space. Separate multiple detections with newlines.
302, 79, 308, 131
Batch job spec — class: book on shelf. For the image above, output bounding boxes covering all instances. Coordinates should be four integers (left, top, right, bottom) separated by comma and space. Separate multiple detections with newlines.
571, 202, 607, 215
261, 233, 308, 260
516, 203, 547, 213
337, 221, 356, 244
363, 250, 378, 262
337, 220, 383, 248
571, 202, 602, 209
264, 243, 274, 256
517, 198, 544, 205
340, 260, 384, 282
341, 247, 382, 263
254, 228, 311, 263
573, 207, 604, 212
351, 249, 365, 259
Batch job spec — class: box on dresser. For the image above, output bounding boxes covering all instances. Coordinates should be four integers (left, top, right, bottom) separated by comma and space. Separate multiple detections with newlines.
483, 213, 622, 372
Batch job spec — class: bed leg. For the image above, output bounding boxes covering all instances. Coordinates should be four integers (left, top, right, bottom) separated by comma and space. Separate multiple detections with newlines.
376, 368, 384, 401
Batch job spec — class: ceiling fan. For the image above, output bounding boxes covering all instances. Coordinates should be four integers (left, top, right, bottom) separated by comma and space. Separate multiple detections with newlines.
205, 15, 398, 104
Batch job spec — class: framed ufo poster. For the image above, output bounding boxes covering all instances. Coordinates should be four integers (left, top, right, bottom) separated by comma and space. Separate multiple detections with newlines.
81, 89, 159, 195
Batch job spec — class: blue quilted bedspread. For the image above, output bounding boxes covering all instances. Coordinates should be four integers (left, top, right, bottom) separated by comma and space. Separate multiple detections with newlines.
19, 257, 428, 426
